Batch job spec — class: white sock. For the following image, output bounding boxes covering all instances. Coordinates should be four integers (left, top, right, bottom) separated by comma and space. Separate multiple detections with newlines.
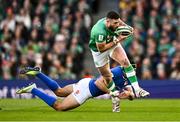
131, 82, 140, 91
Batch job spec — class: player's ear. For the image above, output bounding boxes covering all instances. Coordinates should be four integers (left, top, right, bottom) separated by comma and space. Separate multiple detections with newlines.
106, 18, 110, 22
106, 18, 110, 24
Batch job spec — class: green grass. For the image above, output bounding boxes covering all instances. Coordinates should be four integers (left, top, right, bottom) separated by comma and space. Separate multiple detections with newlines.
0, 99, 180, 121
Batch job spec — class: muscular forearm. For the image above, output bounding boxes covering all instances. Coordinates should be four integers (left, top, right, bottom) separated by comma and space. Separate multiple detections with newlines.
97, 41, 117, 53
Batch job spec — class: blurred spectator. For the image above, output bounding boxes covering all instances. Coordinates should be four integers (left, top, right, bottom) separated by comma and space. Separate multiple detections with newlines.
0, 0, 92, 80
0, 7, 16, 32
141, 57, 152, 80
118, 0, 180, 80
0, 0, 179, 80
15, 8, 31, 29
170, 51, 180, 79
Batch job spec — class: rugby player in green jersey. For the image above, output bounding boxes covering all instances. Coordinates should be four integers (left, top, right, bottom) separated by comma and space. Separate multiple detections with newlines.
89, 11, 149, 100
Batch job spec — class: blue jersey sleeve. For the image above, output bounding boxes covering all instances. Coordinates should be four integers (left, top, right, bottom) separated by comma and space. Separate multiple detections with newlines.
111, 66, 129, 89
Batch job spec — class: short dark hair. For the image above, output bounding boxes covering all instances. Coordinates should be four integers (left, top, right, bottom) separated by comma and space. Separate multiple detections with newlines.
106, 11, 120, 19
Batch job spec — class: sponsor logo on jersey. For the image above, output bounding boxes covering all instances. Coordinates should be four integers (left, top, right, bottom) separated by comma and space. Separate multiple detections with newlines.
75, 90, 80, 95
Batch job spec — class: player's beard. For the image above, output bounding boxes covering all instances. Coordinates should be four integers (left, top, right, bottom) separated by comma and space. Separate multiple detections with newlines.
108, 26, 116, 32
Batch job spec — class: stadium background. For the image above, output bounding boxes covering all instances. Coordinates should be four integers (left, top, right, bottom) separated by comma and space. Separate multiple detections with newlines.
0, 0, 180, 121
0, 0, 179, 80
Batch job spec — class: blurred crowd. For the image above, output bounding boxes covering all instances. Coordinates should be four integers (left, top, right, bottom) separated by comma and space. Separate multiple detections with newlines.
0, 0, 94, 80
0, 0, 180, 80
116, 0, 180, 80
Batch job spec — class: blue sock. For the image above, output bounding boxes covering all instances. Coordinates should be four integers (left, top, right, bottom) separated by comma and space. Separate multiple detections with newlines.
31, 88, 57, 107
36, 73, 59, 91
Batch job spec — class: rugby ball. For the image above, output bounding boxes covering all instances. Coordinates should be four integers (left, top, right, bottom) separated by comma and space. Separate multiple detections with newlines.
115, 26, 133, 36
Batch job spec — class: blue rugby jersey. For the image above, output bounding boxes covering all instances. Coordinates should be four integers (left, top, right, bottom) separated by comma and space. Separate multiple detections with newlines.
89, 66, 130, 97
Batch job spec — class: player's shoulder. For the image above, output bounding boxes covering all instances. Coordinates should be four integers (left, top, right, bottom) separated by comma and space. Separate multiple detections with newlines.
91, 18, 106, 34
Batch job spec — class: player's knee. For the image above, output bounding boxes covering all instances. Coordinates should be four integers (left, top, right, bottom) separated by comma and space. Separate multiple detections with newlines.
54, 104, 67, 111
54, 89, 63, 97
53, 101, 67, 111
120, 58, 130, 67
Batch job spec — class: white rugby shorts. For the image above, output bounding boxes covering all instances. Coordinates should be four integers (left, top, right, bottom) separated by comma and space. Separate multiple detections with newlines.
72, 78, 92, 104
91, 43, 121, 67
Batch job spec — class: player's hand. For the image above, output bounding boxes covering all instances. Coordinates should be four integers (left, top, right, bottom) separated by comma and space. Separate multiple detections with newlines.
128, 26, 134, 34
118, 89, 135, 100
117, 35, 128, 42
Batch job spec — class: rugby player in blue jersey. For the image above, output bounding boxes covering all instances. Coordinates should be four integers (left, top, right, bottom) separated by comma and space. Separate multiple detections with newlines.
16, 66, 149, 112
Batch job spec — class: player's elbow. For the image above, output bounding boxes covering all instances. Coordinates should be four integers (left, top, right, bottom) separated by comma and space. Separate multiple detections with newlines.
97, 47, 105, 53
96, 42, 106, 52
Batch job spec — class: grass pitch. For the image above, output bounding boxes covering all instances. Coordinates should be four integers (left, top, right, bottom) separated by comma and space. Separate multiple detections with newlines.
0, 99, 180, 121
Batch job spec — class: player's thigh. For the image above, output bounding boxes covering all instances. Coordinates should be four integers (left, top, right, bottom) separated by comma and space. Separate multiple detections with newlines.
110, 44, 130, 65
55, 94, 80, 111
54, 85, 73, 97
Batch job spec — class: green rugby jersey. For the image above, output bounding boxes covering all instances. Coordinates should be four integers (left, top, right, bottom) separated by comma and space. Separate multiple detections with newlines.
89, 18, 116, 52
